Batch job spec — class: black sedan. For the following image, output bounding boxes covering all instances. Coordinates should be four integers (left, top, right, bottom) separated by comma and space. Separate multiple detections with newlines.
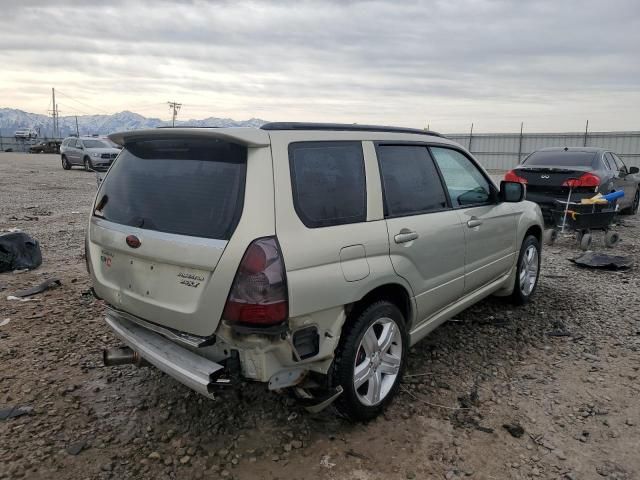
505, 147, 640, 223
29, 140, 61, 154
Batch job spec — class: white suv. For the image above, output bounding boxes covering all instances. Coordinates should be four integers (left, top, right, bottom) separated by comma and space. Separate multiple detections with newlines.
88, 123, 543, 420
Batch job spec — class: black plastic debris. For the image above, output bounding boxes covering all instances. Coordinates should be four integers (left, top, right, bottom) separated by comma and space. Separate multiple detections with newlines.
503, 423, 525, 438
13, 278, 61, 298
0, 232, 42, 273
570, 252, 633, 270
0, 405, 33, 420
66, 440, 87, 456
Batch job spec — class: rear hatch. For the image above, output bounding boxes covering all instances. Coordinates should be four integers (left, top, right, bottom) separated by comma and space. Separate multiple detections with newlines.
88, 136, 248, 336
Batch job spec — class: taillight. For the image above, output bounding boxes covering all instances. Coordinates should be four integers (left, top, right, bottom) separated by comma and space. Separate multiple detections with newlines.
504, 169, 528, 184
562, 172, 600, 188
222, 237, 288, 326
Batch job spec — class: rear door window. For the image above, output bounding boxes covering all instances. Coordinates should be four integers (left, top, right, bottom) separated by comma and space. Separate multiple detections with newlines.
430, 147, 492, 207
376, 145, 448, 217
289, 141, 366, 228
94, 138, 246, 240
603, 153, 614, 170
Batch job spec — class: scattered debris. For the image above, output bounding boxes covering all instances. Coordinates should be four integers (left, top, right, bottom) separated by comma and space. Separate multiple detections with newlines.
9, 215, 39, 221
320, 455, 336, 469
0, 231, 42, 273
12, 277, 61, 298
571, 252, 633, 270
547, 330, 572, 337
503, 423, 525, 438
0, 318, 10, 327
0, 405, 33, 420
66, 440, 87, 456
6, 296, 35, 302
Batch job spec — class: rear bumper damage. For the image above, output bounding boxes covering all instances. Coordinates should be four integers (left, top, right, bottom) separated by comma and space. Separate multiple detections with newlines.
105, 311, 229, 397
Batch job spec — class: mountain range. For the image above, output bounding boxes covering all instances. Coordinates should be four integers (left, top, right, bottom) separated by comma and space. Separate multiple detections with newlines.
0, 108, 268, 138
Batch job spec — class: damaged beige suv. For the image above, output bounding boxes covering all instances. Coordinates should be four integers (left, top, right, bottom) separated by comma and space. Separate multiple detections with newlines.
87, 123, 543, 420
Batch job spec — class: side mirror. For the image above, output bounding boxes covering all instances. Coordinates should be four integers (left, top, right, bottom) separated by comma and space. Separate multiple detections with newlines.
500, 181, 526, 202
629, 166, 639, 174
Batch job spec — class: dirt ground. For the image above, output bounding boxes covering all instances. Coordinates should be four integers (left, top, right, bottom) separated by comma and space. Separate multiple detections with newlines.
1, 152, 639, 480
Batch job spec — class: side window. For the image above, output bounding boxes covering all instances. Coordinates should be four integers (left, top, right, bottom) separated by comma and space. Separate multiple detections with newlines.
603, 153, 614, 170
430, 147, 492, 207
376, 145, 448, 217
75, 139, 82, 148
612, 153, 627, 173
289, 141, 366, 228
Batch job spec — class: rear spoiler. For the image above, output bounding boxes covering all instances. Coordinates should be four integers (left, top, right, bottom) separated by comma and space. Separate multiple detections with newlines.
108, 127, 270, 148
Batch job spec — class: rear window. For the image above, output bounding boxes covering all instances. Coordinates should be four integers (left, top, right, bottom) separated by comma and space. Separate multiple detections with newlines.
83, 139, 110, 148
524, 151, 597, 167
289, 141, 366, 228
94, 138, 246, 240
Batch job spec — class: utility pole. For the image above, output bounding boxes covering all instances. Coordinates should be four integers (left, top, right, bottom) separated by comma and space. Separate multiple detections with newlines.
50, 88, 57, 138
168, 101, 182, 127
75, 116, 80, 137
517, 122, 524, 164
468, 123, 474, 151
583, 120, 589, 147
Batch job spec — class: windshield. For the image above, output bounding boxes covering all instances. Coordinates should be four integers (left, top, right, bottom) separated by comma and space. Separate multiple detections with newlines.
523, 151, 597, 168
83, 139, 109, 148
94, 138, 247, 240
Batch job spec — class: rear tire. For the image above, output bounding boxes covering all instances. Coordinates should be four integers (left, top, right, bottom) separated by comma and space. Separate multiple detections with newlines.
624, 189, 640, 215
61, 155, 71, 170
330, 300, 408, 421
511, 235, 541, 305
543, 228, 557, 245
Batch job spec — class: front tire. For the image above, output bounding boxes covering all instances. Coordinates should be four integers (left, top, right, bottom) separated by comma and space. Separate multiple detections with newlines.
511, 235, 541, 305
625, 189, 640, 215
84, 157, 93, 171
61, 155, 71, 170
330, 301, 408, 421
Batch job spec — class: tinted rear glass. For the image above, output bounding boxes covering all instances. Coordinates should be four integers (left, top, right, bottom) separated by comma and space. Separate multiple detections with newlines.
95, 138, 246, 240
289, 141, 366, 228
524, 151, 597, 167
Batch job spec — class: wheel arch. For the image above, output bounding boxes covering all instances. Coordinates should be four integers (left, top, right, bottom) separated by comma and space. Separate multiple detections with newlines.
345, 283, 414, 331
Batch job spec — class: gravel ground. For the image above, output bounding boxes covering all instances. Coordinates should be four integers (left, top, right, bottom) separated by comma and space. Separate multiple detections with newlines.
1, 152, 639, 480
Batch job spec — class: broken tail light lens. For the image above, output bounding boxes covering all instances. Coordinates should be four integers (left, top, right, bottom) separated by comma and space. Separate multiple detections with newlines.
562, 173, 600, 188
504, 169, 528, 184
222, 237, 288, 326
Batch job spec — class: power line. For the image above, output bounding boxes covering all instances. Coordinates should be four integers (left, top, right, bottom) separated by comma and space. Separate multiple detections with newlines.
55, 89, 112, 115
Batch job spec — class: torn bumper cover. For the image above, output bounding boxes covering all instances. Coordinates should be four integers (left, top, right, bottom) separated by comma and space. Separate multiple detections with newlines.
105, 312, 227, 397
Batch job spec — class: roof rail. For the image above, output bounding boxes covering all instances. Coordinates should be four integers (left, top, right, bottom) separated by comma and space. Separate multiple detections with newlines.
260, 122, 444, 138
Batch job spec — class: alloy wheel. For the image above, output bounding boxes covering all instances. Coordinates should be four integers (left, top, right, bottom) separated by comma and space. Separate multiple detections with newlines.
519, 245, 539, 296
353, 317, 402, 406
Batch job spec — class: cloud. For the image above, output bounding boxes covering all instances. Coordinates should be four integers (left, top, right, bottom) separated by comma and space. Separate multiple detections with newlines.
1, 0, 639, 131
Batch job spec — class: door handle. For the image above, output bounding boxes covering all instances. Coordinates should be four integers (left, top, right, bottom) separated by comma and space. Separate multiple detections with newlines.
467, 218, 483, 228
394, 229, 419, 244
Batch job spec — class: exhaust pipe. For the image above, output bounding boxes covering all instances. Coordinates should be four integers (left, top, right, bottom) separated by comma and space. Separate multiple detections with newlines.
103, 346, 149, 367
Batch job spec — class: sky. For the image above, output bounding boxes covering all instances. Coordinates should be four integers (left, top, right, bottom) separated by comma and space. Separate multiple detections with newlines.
1, 0, 639, 133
